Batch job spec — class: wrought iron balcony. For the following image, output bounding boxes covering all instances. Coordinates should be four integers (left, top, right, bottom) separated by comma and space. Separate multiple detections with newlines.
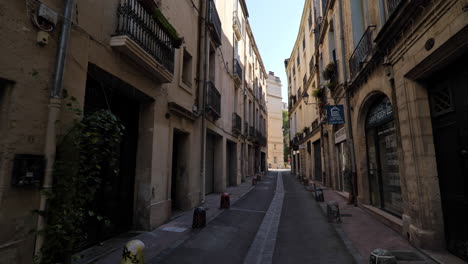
232, 113, 242, 135
349, 25, 376, 80
206, 81, 221, 119
111, 0, 178, 82
386, 0, 403, 18
208, 0, 222, 47
233, 58, 243, 85
249, 126, 255, 140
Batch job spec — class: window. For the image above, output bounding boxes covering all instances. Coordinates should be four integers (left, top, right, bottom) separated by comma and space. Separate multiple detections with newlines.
308, 12, 313, 29
274, 157, 277, 163
182, 48, 193, 87
274, 144, 277, 150
297, 54, 300, 66
303, 33, 306, 51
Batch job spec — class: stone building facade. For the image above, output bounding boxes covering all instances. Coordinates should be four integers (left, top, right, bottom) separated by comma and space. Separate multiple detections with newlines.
0, 0, 268, 262
287, 0, 468, 261
266, 72, 284, 169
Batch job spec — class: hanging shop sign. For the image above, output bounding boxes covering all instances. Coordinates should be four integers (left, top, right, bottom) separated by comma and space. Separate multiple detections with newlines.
326, 105, 345, 124
334, 127, 346, 144
299, 144, 307, 149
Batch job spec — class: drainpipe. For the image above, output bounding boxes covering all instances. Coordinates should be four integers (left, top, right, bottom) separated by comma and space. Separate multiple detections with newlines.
35, 0, 76, 256
338, 0, 358, 206
200, 0, 210, 203
195, 0, 203, 109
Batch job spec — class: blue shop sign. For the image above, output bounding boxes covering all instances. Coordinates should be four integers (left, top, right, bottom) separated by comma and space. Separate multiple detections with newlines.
326, 105, 345, 124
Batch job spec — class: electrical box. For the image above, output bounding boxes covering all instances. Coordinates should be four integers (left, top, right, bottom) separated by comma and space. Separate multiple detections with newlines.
38, 4, 58, 26
12, 154, 45, 187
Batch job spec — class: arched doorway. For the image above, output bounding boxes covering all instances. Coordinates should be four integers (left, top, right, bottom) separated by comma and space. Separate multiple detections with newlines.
365, 96, 402, 216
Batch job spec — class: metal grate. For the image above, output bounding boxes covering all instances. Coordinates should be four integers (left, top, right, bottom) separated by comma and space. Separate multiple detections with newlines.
430, 84, 454, 117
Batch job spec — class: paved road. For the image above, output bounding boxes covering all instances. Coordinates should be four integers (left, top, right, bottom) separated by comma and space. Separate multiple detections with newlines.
273, 171, 355, 263
154, 172, 277, 264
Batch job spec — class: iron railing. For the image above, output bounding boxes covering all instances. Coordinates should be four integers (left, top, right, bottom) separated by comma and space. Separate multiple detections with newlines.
386, 0, 403, 18
309, 57, 315, 75
349, 25, 376, 79
206, 81, 221, 119
208, 0, 222, 46
232, 113, 242, 135
249, 126, 255, 139
233, 58, 243, 81
115, 0, 177, 73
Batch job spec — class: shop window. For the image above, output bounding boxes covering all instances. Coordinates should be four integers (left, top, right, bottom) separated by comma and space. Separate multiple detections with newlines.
365, 96, 402, 216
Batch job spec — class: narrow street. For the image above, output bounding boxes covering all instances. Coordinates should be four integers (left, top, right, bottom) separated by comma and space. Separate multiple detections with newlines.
273, 171, 355, 263
153, 173, 278, 264
152, 170, 356, 264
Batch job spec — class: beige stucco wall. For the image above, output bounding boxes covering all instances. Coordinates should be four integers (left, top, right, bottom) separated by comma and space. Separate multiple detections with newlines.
267, 73, 284, 169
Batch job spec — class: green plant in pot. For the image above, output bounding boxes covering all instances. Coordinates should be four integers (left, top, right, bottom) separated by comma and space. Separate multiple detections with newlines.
322, 62, 336, 81
311, 88, 324, 98
153, 8, 183, 48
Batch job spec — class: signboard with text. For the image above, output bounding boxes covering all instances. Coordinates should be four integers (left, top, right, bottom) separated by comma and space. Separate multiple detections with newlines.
326, 105, 345, 124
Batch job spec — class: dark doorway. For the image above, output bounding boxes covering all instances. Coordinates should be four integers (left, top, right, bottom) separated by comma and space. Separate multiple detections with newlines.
313, 140, 322, 182
227, 141, 237, 186
172, 131, 188, 210
205, 134, 215, 194
82, 68, 142, 248
428, 53, 468, 262
261, 152, 266, 172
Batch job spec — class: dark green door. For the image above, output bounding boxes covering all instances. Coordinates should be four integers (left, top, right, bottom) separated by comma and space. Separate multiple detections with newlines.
428, 54, 468, 262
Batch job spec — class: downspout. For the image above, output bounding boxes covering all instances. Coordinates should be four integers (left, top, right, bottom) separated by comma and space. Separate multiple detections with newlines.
35, 0, 76, 256
195, 0, 203, 109
338, 0, 358, 206
200, 0, 210, 203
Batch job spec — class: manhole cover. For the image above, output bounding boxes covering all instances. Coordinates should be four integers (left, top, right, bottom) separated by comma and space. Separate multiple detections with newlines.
391, 251, 424, 261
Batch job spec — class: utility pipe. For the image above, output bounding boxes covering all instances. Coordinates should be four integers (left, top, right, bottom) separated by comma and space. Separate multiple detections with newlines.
35, 0, 76, 257
338, 0, 358, 206
200, 0, 210, 203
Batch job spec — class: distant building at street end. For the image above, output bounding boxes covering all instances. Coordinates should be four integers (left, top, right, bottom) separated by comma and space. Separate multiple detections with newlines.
266, 71, 284, 169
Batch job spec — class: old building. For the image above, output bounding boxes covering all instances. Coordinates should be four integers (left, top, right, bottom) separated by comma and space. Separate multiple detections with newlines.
286, 0, 322, 183
266, 72, 284, 169
288, 0, 468, 261
0, 0, 268, 262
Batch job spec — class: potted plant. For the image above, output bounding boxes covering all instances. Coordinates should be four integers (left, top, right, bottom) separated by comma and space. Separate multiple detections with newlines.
153, 8, 184, 48
322, 62, 337, 81
311, 88, 324, 98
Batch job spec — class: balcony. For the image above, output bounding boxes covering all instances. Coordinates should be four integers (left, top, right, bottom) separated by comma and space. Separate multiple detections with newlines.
110, 0, 178, 83
249, 126, 255, 140
233, 11, 242, 39
349, 25, 376, 80
208, 0, 222, 47
233, 58, 243, 86
232, 113, 242, 136
244, 122, 249, 136
206, 81, 221, 119
386, 0, 404, 18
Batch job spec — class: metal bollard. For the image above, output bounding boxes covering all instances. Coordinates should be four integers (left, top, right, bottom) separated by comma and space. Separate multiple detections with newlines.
121, 240, 145, 264
315, 187, 324, 202
326, 201, 341, 223
220, 193, 230, 209
369, 249, 397, 264
252, 176, 257, 185
192, 207, 206, 228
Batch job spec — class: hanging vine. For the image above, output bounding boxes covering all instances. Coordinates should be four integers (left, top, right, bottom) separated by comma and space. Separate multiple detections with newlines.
35, 97, 124, 264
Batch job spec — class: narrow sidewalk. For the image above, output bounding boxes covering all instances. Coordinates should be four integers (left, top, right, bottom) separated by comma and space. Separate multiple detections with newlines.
73, 176, 255, 264
306, 182, 443, 264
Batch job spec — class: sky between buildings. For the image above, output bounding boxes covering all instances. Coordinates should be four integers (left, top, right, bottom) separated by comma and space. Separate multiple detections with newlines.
246, 0, 305, 104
